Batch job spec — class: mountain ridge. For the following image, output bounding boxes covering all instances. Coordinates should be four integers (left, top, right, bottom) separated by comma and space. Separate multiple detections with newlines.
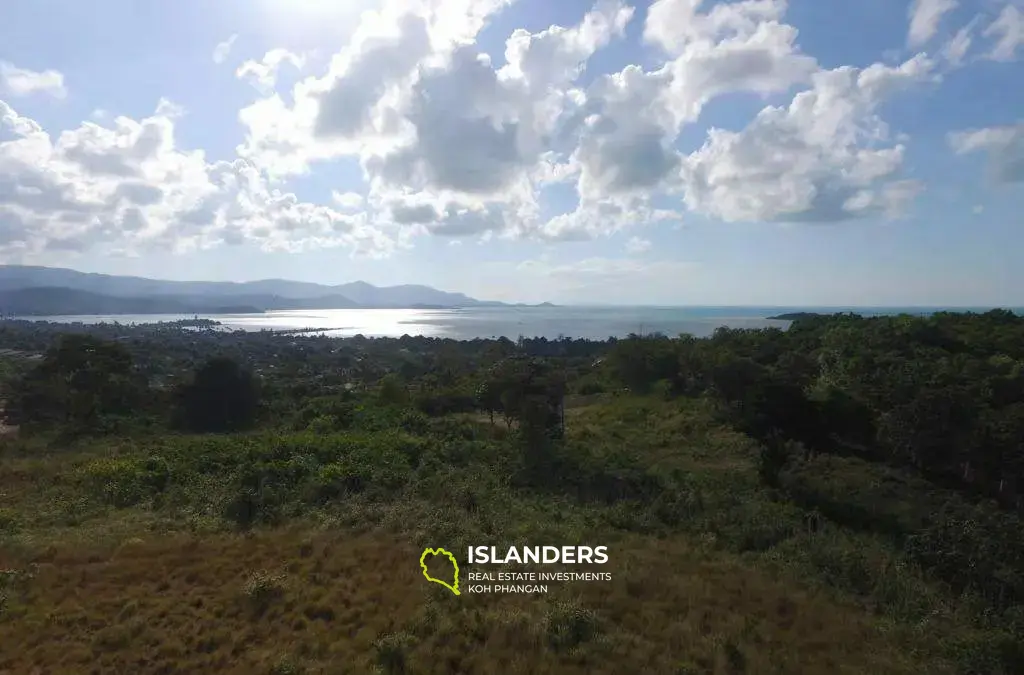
0, 265, 554, 314
0, 265, 480, 305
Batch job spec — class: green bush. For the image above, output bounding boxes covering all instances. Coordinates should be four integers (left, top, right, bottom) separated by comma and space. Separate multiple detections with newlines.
77, 457, 171, 508
947, 632, 1024, 675
544, 600, 601, 652
0, 508, 18, 534
373, 631, 416, 674
243, 570, 286, 614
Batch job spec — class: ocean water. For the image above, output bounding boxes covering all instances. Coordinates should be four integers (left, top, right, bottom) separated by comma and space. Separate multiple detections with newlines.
19, 305, 1018, 341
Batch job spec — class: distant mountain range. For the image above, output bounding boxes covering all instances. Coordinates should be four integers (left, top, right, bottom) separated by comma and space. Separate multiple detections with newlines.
0, 265, 552, 316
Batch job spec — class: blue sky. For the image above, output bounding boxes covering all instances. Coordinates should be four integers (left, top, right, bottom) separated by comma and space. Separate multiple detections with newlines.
0, 0, 1021, 305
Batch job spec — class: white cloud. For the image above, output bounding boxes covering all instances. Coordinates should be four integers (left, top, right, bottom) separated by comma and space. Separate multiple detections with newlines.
679, 55, 937, 223
236, 49, 306, 92
949, 123, 1024, 183
983, 5, 1024, 61
625, 236, 651, 254
540, 198, 681, 240
234, 0, 477, 179
574, 0, 817, 200
213, 34, 239, 65
0, 61, 67, 98
942, 22, 975, 65
907, 0, 958, 48
558, 0, 819, 237
236, 0, 639, 241
228, 0, 957, 250
0, 98, 394, 261
363, 0, 635, 202
332, 191, 365, 209
189, 0, 1015, 255
643, 0, 788, 56
11, 0, 1020, 271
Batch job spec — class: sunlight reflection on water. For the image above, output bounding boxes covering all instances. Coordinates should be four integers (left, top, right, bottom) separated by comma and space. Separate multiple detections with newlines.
221, 309, 449, 337
27, 307, 792, 340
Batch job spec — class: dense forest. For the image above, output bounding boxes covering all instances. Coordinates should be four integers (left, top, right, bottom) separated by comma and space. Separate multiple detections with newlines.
0, 311, 1022, 674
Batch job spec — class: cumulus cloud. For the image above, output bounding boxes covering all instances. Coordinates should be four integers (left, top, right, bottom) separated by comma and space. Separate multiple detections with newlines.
983, 4, 1024, 61
9, 0, 1004, 268
538, 0, 821, 240
0, 98, 394, 261
364, 0, 635, 203
540, 198, 681, 240
0, 61, 67, 98
332, 191, 365, 209
236, 50, 306, 92
17, 0, 1005, 265
575, 0, 818, 199
680, 55, 937, 223
949, 123, 1024, 183
228, 0, 967, 247
213, 34, 238, 65
907, 0, 958, 48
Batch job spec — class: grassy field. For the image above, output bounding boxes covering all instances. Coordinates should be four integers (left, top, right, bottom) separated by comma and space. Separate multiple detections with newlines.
0, 395, 1015, 673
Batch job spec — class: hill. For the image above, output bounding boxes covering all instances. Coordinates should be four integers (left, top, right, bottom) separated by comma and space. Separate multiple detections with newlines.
0, 288, 262, 316
0, 287, 373, 316
766, 311, 826, 321
0, 265, 491, 309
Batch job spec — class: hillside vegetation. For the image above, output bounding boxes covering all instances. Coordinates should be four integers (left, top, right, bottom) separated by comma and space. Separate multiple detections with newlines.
0, 311, 1022, 674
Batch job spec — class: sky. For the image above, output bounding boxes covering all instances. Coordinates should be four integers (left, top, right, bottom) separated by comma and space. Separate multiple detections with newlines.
0, 0, 1022, 306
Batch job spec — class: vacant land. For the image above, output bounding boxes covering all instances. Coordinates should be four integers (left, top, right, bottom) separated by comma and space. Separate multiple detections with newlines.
1, 314, 1022, 673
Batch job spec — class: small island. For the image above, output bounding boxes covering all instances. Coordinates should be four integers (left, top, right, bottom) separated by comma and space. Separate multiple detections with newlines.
766, 312, 825, 321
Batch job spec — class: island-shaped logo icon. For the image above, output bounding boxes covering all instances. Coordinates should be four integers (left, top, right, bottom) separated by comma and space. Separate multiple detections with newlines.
420, 547, 460, 596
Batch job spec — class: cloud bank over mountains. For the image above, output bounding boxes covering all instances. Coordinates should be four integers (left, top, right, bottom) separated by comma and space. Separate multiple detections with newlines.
1, 0, 1022, 264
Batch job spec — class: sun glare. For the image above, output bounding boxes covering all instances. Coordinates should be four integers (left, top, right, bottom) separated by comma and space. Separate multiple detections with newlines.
262, 0, 364, 15
254, 0, 371, 40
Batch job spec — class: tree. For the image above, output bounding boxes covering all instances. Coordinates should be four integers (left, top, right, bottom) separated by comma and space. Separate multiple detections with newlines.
8, 334, 147, 433
474, 379, 502, 425
173, 356, 260, 432
483, 357, 565, 437
607, 334, 678, 393
377, 373, 409, 407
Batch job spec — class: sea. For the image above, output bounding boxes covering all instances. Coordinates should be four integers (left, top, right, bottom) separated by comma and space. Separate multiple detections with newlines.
15, 305, 1019, 341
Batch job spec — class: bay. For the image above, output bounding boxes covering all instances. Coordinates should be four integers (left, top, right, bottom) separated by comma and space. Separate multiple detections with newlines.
16, 305, 1015, 340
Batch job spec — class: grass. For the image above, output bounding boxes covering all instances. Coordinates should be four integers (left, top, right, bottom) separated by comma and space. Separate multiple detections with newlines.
0, 395, 1018, 673
0, 528, 947, 674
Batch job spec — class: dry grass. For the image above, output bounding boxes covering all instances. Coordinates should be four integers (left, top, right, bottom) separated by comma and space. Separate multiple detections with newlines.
0, 396, 992, 673
1, 526, 949, 674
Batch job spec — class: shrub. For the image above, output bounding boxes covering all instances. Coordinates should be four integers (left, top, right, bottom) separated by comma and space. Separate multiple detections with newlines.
79, 457, 150, 507
373, 631, 416, 674
757, 436, 794, 488
313, 462, 365, 501
577, 379, 607, 396
544, 600, 601, 652
0, 508, 18, 534
243, 570, 286, 614
269, 656, 305, 675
